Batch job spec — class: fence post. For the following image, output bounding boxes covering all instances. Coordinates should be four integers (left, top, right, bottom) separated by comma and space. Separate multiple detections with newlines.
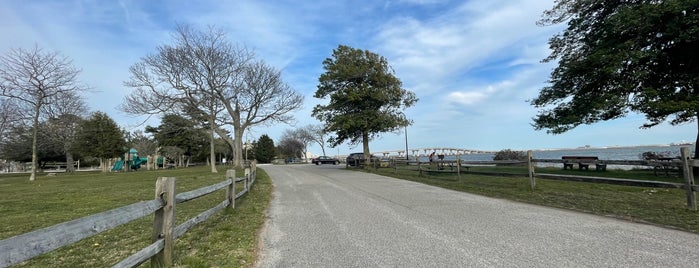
418, 157, 422, 176
244, 168, 251, 192
528, 150, 536, 190
152, 177, 176, 268
250, 160, 256, 185
226, 170, 236, 208
457, 155, 462, 181
680, 147, 696, 210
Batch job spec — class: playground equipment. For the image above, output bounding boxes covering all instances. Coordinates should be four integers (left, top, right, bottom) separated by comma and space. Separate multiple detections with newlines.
111, 148, 149, 172
111, 160, 124, 172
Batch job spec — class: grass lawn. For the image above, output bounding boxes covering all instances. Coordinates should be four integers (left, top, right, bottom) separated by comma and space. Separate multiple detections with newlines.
415, 164, 686, 183
0, 166, 272, 267
3, 162, 695, 266
363, 166, 699, 234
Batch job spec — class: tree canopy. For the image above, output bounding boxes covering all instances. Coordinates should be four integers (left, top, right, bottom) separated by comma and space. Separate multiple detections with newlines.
0, 46, 88, 180
145, 114, 208, 165
305, 124, 328, 156
255, 134, 275, 163
278, 129, 305, 161
313, 45, 417, 164
122, 24, 302, 169
75, 111, 126, 172
1, 123, 67, 167
532, 0, 699, 154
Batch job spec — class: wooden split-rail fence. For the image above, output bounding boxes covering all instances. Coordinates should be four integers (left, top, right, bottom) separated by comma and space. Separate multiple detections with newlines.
380, 148, 697, 210
0, 161, 257, 268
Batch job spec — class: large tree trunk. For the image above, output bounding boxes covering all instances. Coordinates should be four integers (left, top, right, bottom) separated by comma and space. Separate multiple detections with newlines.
233, 126, 244, 168
362, 131, 371, 168
66, 152, 75, 173
29, 105, 40, 181
209, 113, 217, 173
100, 158, 107, 173
303, 144, 308, 162
232, 109, 244, 168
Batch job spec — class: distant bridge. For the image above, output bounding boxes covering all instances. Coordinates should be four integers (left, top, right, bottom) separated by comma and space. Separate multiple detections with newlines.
373, 148, 496, 158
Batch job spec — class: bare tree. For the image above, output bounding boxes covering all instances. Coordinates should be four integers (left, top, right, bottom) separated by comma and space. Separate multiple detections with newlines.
223, 61, 303, 167
304, 124, 328, 156
122, 25, 251, 173
0, 98, 25, 143
277, 134, 304, 160
0, 98, 26, 171
281, 128, 312, 162
122, 24, 303, 169
0, 46, 88, 180
128, 130, 158, 158
41, 91, 87, 172
160, 146, 185, 167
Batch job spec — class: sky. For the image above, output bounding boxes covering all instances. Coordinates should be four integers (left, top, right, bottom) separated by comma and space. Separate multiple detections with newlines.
1, 0, 695, 156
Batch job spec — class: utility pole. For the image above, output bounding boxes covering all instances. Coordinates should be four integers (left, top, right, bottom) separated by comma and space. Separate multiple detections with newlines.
404, 125, 409, 160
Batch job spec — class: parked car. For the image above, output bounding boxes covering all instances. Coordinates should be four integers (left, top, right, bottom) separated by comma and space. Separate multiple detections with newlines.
345, 152, 378, 167
312, 156, 340, 165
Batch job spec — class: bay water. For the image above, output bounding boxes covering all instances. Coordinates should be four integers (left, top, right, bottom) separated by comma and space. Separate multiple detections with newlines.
412, 145, 694, 170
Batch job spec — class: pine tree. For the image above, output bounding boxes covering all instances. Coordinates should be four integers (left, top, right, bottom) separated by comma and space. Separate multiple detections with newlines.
255, 134, 276, 163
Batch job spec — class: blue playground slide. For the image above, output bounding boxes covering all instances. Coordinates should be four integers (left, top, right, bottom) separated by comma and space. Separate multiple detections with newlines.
131, 157, 147, 170
112, 160, 124, 172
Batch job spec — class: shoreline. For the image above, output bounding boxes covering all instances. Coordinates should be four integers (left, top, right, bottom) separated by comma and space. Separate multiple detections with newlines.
526, 143, 694, 152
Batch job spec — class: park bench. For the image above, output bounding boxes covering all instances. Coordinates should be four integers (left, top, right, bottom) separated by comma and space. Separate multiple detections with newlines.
562, 156, 607, 171
420, 160, 470, 173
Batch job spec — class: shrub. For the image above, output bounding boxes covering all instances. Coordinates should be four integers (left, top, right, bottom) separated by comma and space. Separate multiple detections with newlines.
493, 149, 526, 161
639, 151, 676, 160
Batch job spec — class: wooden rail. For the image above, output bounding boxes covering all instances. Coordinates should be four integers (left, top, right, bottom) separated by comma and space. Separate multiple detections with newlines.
0, 161, 258, 268
386, 148, 697, 210
530, 148, 695, 210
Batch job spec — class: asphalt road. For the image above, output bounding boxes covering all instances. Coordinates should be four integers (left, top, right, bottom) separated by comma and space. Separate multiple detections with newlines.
256, 164, 698, 267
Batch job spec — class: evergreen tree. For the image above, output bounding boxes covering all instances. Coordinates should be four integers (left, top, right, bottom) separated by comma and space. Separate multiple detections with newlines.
145, 114, 208, 165
533, 0, 699, 156
75, 111, 126, 172
255, 134, 275, 163
313, 45, 417, 166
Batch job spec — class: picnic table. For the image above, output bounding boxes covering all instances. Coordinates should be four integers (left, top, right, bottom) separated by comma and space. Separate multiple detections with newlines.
649, 157, 680, 176
562, 156, 607, 171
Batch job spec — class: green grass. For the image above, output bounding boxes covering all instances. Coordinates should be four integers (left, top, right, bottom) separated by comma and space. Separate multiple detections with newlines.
0, 166, 272, 267
413, 164, 685, 183
465, 165, 685, 183
364, 166, 698, 234
3, 163, 695, 266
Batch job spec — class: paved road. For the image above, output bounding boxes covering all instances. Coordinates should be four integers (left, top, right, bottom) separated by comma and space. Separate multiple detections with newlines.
256, 164, 698, 267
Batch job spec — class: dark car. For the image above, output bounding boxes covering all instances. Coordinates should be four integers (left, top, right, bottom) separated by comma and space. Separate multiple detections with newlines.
312, 156, 340, 165
345, 152, 378, 167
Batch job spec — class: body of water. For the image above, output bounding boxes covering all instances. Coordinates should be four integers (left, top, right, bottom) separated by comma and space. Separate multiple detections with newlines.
412, 144, 694, 162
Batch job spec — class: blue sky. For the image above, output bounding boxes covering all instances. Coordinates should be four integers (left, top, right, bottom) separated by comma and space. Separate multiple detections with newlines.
1, 0, 695, 156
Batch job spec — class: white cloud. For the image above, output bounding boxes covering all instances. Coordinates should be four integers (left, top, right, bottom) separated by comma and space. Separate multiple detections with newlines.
447, 91, 488, 105
397, 0, 445, 4
373, 1, 559, 96
1, 0, 693, 156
